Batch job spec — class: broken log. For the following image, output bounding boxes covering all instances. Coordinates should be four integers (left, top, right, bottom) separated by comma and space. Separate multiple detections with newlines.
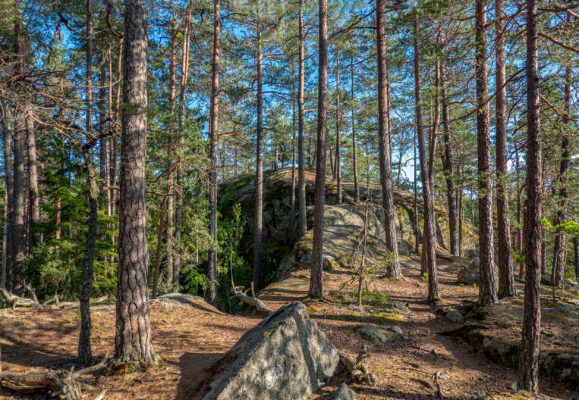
230, 282, 271, 314
0, 355, 108, 400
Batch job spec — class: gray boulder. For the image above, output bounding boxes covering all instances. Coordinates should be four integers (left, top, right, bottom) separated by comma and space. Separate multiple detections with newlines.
458, 259, 498, 285
458, 259, 480, 284
200, 302, 340, 400
356, 325, 389, 343
332, 383, 356, 400
446, 310, 464, 323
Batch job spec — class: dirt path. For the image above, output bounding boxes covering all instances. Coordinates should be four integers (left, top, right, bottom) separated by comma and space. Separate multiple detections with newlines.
0, 256, 573, 399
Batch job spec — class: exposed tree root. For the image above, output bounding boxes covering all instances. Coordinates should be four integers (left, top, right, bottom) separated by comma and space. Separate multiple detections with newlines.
339, 344, 377, 385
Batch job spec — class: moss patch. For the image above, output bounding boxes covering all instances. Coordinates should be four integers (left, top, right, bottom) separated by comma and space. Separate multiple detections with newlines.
367, 312, 405, 325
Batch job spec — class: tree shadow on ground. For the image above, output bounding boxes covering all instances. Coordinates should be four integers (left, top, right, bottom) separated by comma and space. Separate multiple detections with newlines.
174, 352, 223, 400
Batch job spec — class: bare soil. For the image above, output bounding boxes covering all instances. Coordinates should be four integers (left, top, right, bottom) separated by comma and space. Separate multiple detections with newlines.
0, 255, 576, 400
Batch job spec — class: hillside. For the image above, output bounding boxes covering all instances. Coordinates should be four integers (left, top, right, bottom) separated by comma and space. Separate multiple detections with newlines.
219, 168, 479, 286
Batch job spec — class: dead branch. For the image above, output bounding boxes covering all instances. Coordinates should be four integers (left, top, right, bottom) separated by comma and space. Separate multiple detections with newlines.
230, 280, 271, 314
0, 290, 108, 310
339, 345, 376, 385
0, 354, 108, 400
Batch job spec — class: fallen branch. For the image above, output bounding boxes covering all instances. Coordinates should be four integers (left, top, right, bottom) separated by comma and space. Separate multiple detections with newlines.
230, 282, 271, 314
0, 290, 108, 310
0, 288, 38, 309
1, 354, 108, 400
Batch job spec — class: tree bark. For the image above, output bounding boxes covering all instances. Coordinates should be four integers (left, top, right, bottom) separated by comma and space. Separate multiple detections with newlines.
515, 139, 524, 279
350, 55, 359, 203
310, 0, 328, 298
520, 0, 541, 391
495, 0, 516, 298
377, 0, 401, 279
99, 62, 108, 198
208, 0, 220, 304
551, 66, 571, 288
290, 62, 297, 232
114, 0, 157, 365
165, 15, 178, 290
574, 237, 578, 282
11, 9, 27, 296
25, 112, 40, 249
78, 0, 96, 365
253, 9, 264, 291
1, 102, 13, 290
414, 126, 419, 255
334, 50, 342, 204
297, 0, 307, 238
413, 11, 437, 299
174, 3, 192, 287
475, 0, 498, 305
440, 64, 457, 257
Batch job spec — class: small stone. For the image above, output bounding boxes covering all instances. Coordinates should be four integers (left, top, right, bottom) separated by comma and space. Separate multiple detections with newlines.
390, 325, 403, 334
331, 383, 356, 400
559, 302, 575, 313
356, 325, 389, 343
446, 310, 464, 323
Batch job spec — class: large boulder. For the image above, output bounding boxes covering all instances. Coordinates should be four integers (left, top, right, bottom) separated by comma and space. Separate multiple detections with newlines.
458, 259, 498, 285
199, 302, 340, 400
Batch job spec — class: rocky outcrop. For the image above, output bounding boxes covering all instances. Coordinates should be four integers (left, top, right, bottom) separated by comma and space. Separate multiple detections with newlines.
447, 324, 579, 386
198, 302, 340, 400
220, 169, 478, 285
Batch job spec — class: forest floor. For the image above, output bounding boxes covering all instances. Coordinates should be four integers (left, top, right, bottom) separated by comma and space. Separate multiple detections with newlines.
0, 255, 577, 400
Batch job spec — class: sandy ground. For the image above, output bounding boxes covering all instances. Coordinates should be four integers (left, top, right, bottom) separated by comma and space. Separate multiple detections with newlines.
0, 255, 575, 400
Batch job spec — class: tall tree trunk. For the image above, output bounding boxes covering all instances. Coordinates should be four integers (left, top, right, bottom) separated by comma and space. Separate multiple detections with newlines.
440, 64, 457, 257
475, 0, 498, 305
515, 139, 524, 279
574, 237, 578, 282
551, 66, 571, 287
310, 0, 328, 298
78, 0, 96, 365
174, 3, 192, 287
414, 126, 419, 255
99, 62, 108, 197
1, 102, 13, 290
165, 15, 177, 290
208, 0, 220, 304
290, 62, 297, 232
11, 10, 27, 296
297, 0, 307, 238
458, 180, 464, 257
334, 50, 342, 204
253, 10, 264, 291
413, 11, 437, 299
79, 146, 98, 365
377, 0, 401, 279
114, 0, 156, 365
350, 56, 359, 203
495, 0, 516, 298
520, 0, 541, 391
25, 113, 39, 249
